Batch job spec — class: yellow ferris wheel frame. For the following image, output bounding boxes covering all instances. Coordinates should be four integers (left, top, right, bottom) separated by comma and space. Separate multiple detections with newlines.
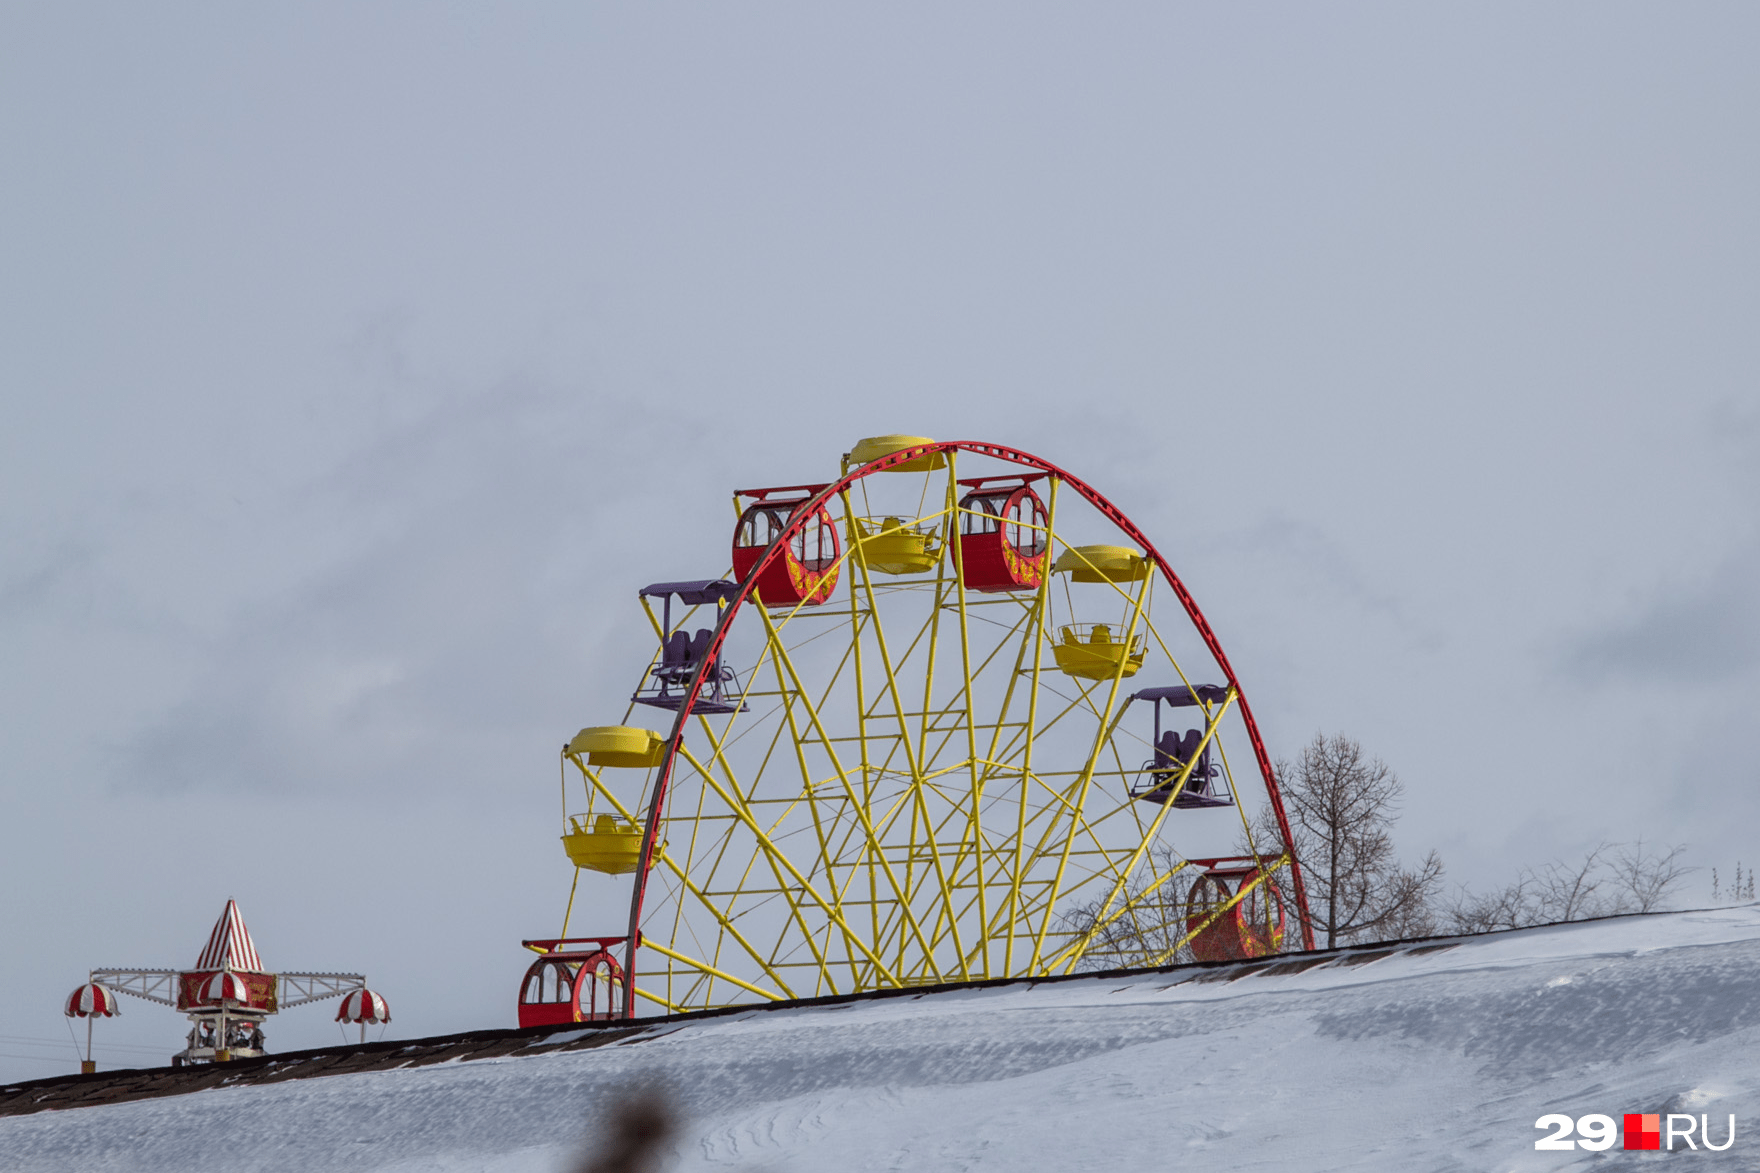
556, 439, 1313, 1016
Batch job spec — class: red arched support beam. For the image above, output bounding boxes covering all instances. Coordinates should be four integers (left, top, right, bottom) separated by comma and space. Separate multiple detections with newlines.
621, 441, 1316, 1011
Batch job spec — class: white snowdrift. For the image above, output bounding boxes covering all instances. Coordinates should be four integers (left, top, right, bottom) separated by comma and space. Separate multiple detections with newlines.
6, 906, 1760, 1172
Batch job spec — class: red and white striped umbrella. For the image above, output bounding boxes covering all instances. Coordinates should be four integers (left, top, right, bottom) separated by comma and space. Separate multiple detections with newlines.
335, 988, 390, 1024
199, 971, 252, 1004
65, 982, 121, 1018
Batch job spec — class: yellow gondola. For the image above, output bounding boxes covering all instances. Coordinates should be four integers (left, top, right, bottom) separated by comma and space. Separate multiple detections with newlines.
1051, 623, 1146, 679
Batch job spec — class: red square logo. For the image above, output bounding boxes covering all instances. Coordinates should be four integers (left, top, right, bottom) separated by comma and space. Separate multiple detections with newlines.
1624, 1113, 1660, 1150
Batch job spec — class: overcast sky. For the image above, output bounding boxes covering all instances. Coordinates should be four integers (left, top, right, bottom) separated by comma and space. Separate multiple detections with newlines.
3, 4, 1757, 1080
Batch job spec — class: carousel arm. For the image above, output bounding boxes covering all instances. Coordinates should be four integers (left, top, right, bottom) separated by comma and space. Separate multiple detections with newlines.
276, 972, 367, 1008
87, 969, 179, 1007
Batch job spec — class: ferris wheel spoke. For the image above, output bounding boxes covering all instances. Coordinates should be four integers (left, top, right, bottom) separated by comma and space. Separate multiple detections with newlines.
1054, 690, 1240, 970
1025, 776, 1112, 969
641, 937, 786, 1003
757, 612, 946, 984
687, 719, 791, 896
973, 599, 1043, 770
997, 503, 1059, 974
1047, 862, 1190, 971
852, 559, 976, 979
765, 646, 856, 911
913, 549, 953, 770
847, 561, 926, 783
836, 489, 884, 968
669, 743, 842, 995
648, 843, 803, 1001
1014, 555, 1157, 968
992, 680, 1105, 765
684, 721, 908, 992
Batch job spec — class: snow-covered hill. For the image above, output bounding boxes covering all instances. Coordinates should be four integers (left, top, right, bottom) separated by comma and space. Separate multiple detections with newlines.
7, 906, 1760, 1172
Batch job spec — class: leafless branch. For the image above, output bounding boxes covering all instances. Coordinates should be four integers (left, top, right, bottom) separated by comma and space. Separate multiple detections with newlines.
1443, 839, 1693, 932
1064, 843, 1196, 970
1608, 839, 1692, 914
1249, 734, 1444, 949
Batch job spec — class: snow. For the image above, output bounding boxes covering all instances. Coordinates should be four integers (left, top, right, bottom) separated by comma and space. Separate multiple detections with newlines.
7, 906, 1760, 1172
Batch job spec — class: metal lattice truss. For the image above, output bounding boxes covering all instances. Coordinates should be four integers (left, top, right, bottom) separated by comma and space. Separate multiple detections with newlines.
564, 454, 1294, 1015
89, 969, 178, 1007
277, 973, 367, 1008
88, 969, 365, 1010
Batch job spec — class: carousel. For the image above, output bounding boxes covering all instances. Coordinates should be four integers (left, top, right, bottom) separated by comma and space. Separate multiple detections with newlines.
65, 900, 389, 1069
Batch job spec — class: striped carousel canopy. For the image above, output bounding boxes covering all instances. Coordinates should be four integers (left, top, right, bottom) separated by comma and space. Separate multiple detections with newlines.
193, 899, 264, 972
64, 982, 121, 1018
335, 988, 390, 1025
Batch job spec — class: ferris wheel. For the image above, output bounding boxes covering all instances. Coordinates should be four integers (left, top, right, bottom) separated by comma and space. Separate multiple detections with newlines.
518, 437, 1313, 1025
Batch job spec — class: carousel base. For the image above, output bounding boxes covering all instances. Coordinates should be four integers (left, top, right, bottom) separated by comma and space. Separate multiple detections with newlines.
171, 1045, 266, 1067
172, 1012, 268, 1066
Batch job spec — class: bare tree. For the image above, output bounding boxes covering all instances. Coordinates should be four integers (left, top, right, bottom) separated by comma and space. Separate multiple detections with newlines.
1445, 875, 1535, 935
1608, 840, 1691, 914
1446, 850, 1605, 933
1064, 843, 1198, 971
1444, 839, 1692, 932
1251, 733, 1444, 950
1531, 844, 1612, 921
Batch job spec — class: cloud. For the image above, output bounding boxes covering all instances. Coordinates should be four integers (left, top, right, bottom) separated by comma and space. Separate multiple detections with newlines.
113, 374, 722, 798
1202, 514, 1412, 624
1560, 544, 1760, 683
0, 539, 95, 622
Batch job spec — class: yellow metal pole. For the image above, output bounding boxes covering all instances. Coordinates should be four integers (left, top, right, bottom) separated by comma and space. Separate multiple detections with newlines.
762, 626, 860, 996
1005, 476, 1057, 975
673, 742, 902, 989
847, 549, 969, 979
751, 605, 943, 984
1051, 689, 1238, 972
638, 940, 785, 1001
574, 745, 800, 1000
837, 486, 882, 964
1040, 860, 1190, 971
560, 867, 582, 939
1028, 551, 1154, 972
677, 723, 837, 993
941, 452, 992, 978
630, 984, 686, 1013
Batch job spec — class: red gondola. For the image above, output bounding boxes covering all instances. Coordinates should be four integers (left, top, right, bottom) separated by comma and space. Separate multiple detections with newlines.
731, 486, 841, 608
956, 477, 1049, 593
1183, 858, 1286, 962
517, 937, 627, 1027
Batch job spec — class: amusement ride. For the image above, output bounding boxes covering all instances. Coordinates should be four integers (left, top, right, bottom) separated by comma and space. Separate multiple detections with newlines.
518, 437, 1313, 1026
64, 900, 388, 1070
